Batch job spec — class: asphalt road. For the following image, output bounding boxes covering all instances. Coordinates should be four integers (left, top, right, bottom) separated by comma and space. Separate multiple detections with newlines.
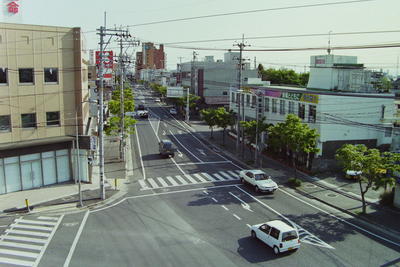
1, 87, 398, 266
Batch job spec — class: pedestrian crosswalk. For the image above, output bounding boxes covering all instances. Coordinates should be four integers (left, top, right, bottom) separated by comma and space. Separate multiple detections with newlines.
0, 215, 63, 266
139, 170, 241, 190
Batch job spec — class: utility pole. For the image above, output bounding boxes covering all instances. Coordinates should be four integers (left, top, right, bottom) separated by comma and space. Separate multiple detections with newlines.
97, 25, 106, 200
178, 56, 184, 86
191, 51, 198, 95
234, 34, 250, 158
186, 88, 190, 123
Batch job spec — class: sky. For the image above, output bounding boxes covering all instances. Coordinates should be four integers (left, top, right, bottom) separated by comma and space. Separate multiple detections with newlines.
1, 0, 400, 76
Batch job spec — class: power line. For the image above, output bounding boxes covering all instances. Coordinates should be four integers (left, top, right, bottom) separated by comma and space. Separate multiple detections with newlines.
129, 0, 378, 27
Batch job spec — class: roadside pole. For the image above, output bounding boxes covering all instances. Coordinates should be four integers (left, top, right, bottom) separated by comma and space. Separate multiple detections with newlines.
98, 25, 106, 200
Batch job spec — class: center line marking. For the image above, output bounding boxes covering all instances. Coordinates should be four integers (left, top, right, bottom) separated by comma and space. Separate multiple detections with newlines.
233, 214, 241, 220
203, 190, 209, 195
221, 205, 229, 211
211, 197, 218, 203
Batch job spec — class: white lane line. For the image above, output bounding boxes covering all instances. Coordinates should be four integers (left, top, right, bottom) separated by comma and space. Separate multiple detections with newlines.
201, 172, 218, 182
2, 235, 47, 244
37, 216, 59, 221
135, 124, 146, 180
213, 173, 226, 181
11, 224, 53, 231
166, 176, 179, 186
15, 219, 56, 226
184, 174, 197, 184
138, 179, 150, 190
194, 173, 208, 183
278, 188, 400, 248
157, 177, 169, 188
221, 205, 229, 211
169, 130, 203, 162
0, 257, 34, 267
0, 241, 42, 251
203, 190, 209, 195
63, 211, 89, 267
176, 161, 231, 166
175, 175, 188, 185
91, 184, 240, 213
211, 197, 218, 203
34, 215, 64, 267
246, 224, 251, 229
5, 229, 50, 238
170, 156, 186, 175
147, 178, 159, 189
233, 214, 242, 221
219, 171, 236, 180
0, 248, 38, 258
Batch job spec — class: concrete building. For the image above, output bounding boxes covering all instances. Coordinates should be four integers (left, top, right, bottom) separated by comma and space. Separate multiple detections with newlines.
135, 42, 165, 80
0, 23, 94, 194
180, 52, 263, 106
230, 54, 397, 170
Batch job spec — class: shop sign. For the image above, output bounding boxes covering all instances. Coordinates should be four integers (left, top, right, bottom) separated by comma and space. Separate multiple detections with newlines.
7, 0, 19, 14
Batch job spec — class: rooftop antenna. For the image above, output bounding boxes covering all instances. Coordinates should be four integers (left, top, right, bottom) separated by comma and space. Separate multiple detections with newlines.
327, 30, 332, 55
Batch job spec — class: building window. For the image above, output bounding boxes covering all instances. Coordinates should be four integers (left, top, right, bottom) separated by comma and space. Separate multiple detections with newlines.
222, 91, 228, 96
21, 113, 37, 128
0, 115, 11, 132
0, 68, 7, 84
246, 95, 250, 107
19, 68, 34, 84
308, 105, 316, 123
298, 103, 305, 119
46, 112, 60, 126
272, 99, 278, 113
279, 100, 285, 115
251, 96, 256, 107
264, 97, 269, 112
288, 101, 295, 114
44, 68, 58, 83
231, 92, 236, 103
385, 127, 392, 137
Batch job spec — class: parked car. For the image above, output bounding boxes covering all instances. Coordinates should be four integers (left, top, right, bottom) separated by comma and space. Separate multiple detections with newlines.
155, 98, 161, 103
239, 169, 278, 193
169, 108, 177, 115
137, 110, 149, 118
251, 220, 300, 255
159, 140, 176, 157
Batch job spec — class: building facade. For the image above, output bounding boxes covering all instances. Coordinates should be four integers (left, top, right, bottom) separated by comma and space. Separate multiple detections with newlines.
135, 42, 165, 80
0, 23, 93, 194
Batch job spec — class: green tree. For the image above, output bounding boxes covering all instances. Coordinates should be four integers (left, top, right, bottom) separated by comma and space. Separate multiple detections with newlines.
240, 117, 270, 159
200, 108, 218, 139
259, 68, 309, 86
215, 108, 235, 146
336, 144, 400, 213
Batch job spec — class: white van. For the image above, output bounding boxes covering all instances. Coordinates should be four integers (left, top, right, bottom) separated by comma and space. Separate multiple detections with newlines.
250, 220, 300, 255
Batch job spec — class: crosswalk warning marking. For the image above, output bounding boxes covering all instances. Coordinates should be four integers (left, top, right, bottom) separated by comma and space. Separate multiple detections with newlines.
219, 171, 235, 180
157, 177, 169, 187
138, 179, 149, 189
175, 175, 189, 185
166, 176, 180, 186
184, 174, 197, 183
147, 178, 159, 189
213, 173, 225, 181
193, 173, 208, 182
227, 170, 239, 177
201, 172, 218, 181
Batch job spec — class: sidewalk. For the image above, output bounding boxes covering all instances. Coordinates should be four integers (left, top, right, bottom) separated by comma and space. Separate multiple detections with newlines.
187, 120, 400, 237
0, 136, 128, 215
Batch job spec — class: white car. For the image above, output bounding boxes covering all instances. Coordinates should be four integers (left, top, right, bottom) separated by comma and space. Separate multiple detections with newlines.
239, 169, 278, 193
169, 108, 177, 115
155, 98, 161, 103
251, 220, 300, 255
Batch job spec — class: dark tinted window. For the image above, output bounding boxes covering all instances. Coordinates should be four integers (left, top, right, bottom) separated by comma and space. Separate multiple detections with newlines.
260, 224, 271, 234
282, 230, 298, 242
269, 227, 280, 240
46, 111, 60, 126
21, 113, 36, 128
19, 68, 34, 83
44, 68, 58, 83
0, 68, 7, 84
0, 115, 11, 131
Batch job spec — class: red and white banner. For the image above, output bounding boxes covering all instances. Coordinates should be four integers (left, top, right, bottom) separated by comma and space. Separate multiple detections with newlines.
95, 51, 113, 69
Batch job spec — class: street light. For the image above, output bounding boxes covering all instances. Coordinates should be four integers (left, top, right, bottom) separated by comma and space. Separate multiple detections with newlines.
75, 99, 97, 207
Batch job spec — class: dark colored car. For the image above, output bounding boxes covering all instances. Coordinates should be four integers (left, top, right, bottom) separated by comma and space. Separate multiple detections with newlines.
159, 140, 176, 157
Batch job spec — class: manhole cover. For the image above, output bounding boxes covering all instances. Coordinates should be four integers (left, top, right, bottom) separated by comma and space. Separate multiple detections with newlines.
305, 184, 317, 188
326, 193, 337, 198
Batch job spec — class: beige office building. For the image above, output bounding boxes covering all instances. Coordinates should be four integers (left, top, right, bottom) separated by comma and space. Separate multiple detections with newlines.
0, 22, 93, 194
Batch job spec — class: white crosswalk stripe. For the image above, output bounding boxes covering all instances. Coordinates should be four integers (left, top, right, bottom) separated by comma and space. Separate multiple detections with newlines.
0, 215, 63, 267
139, 171, 240, 190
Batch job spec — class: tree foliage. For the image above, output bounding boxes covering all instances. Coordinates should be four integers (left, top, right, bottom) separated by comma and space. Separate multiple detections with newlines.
150, 83, 167, 97
200, 108, 218, 139
240, 117, 270, 155
267, 114, 319, 170
104, 83, 137, 136
258, 64, 309, 86
336, 144, 400, 213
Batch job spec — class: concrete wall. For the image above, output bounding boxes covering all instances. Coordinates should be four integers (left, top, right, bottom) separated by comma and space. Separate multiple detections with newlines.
0, 23, 87, 143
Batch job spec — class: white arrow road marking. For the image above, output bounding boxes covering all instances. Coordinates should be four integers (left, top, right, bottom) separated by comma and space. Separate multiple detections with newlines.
196, 149, 207, 156
229, 192, 254, 212
178, 130, 183, 134
162, 130, 166, 136
163, 122, 167, 127
177, 150, 183, 157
